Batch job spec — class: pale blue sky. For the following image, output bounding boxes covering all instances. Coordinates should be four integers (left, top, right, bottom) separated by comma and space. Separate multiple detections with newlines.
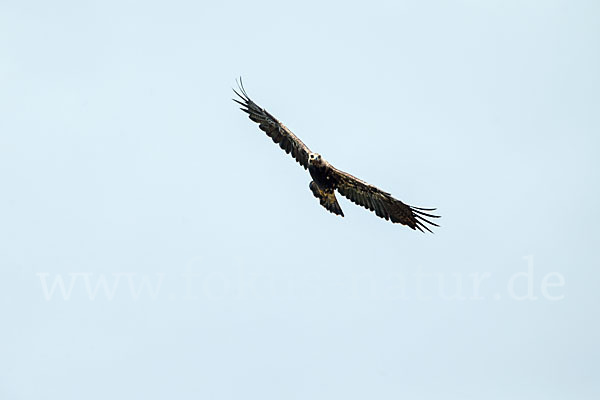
1, 0, 599, 399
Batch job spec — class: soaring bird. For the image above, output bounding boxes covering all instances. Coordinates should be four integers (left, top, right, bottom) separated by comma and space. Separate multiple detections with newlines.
233, 80, 440, 233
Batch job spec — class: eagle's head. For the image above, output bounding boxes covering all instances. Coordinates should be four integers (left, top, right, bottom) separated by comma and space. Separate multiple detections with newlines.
308, 153, 325, 167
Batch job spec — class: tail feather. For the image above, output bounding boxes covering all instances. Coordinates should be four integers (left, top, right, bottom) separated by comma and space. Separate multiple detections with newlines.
309, 181, 344, 217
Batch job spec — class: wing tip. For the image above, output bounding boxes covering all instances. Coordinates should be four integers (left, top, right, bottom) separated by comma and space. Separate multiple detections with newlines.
235, 76, 250, 99
408, 204, 440, 233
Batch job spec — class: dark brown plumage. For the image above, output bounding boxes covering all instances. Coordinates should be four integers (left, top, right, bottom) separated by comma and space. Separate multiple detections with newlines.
233, 79, 440, 232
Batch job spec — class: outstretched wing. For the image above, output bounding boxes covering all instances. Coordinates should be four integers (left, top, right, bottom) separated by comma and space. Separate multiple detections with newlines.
331, 167, 440, 232
234, 79, 311, 169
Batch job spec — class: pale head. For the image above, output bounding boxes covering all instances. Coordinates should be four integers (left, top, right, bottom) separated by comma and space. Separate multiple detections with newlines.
308, 152, 325, 167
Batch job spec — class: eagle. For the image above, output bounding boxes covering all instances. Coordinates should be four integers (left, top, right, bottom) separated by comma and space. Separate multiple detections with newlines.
233, 80, 440, 233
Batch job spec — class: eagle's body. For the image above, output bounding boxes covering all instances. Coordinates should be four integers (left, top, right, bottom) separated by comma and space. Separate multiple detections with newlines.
308, 163, 332, 189
308, 159, 344, 217
234, 80, 440, 232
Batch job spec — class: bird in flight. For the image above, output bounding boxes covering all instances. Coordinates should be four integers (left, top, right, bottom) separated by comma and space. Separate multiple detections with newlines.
233, 79, 440, 233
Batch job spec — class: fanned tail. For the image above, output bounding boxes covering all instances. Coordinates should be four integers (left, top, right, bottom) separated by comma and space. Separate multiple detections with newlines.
309, 181, 344, 217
